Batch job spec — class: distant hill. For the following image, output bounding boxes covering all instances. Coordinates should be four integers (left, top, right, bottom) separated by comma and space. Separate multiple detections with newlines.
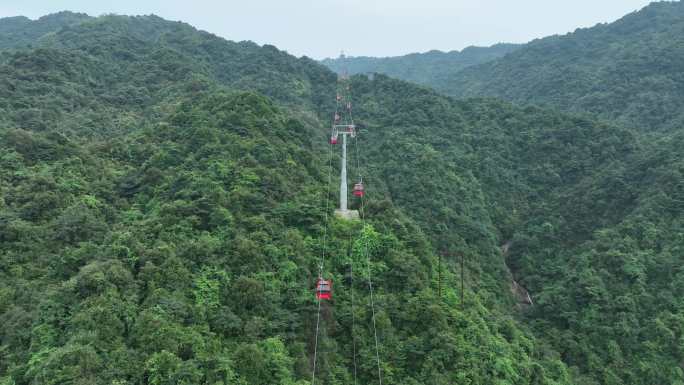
320, 43, 520, 88
0, 13, 334, 138
444, 1, 684, 131
0, 11, 92, 49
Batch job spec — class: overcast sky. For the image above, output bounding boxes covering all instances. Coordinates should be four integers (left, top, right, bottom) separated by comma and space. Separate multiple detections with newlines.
0, 0, 657, 59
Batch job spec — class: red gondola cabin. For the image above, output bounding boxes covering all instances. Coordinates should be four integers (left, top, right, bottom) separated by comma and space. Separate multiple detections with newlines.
353, 182, 365, 197
316, 278, 332, 300
329, 136, 338, 145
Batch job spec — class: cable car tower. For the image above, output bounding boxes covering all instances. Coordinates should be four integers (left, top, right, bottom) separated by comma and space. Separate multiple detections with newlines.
331, 72, 363, 220
311, 68, 382, 385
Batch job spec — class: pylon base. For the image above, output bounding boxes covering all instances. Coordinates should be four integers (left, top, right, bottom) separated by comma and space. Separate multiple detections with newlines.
334, 209, 360, 220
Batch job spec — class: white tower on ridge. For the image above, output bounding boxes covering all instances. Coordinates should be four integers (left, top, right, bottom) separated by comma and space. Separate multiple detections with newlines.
330, 73, 363, 220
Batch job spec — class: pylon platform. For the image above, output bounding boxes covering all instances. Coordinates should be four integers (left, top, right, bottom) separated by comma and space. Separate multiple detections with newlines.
334, 209, 360, 220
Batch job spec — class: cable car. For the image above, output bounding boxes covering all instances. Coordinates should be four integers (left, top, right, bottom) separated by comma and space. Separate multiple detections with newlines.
353, 182, 364, 197
329, 135, 338, 145
336, 95, 341, 101
334, 113, 341, 123
315, 278, 332, 300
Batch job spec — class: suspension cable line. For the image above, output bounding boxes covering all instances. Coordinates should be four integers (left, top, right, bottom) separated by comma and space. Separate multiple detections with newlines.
360, 193, 383, 385
342, 74, 362, 385
348, 230, 359, 385
313, 73, 383, 385
311, 90, 340, 385
346, 76, 383, 385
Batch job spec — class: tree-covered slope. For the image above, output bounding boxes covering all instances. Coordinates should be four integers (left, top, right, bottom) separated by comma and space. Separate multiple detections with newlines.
0, 12, 92, 50
351, 74, 684, 384
444, 1, 684, 132
0, 13, 573, 385
1, 11, 683, 385
320, 44, 520, 89
0, 90, 579, 385
514, 131, 684, 384
0, 14, 334, 139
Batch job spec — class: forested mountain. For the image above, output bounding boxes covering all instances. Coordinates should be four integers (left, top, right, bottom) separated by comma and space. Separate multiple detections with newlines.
322, 2, 684, 133
320, 44, 520, 89
354, 78, 684, 383
0, 11, 92, 50
443, 1, 684, 132
0, 13, 571, 385
0, 10, 683, 385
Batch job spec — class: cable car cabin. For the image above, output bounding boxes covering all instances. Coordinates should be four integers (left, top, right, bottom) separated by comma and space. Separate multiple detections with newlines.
316, 278, 332, 300
353, 182, 365, 197
334, 113, 341, 123
336, 95, 341, 101
329, 136, 338, 145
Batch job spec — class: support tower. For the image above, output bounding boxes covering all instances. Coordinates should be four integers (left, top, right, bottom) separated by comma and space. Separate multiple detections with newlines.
330, 73, 363, 220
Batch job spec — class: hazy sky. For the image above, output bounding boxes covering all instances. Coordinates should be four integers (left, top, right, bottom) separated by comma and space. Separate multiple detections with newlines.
0, 0, 657, 59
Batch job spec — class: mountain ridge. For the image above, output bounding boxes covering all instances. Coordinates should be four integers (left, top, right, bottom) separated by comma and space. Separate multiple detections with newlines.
0, 12, 577, 385
320, 43, 521, 88
442, 0, 684, 132
0, 11, 92, 49
320, 1, 684, 133
0, 9, 682, 385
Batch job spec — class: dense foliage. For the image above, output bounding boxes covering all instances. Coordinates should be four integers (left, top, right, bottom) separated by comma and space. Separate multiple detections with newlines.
443, 1, 684, 132
0, 13, 570, 385
349, 80, 680, 385
325, 2, 684, 134
0, 12, 91, 50
320, 44, 519, 90
0, 9, 683, 385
